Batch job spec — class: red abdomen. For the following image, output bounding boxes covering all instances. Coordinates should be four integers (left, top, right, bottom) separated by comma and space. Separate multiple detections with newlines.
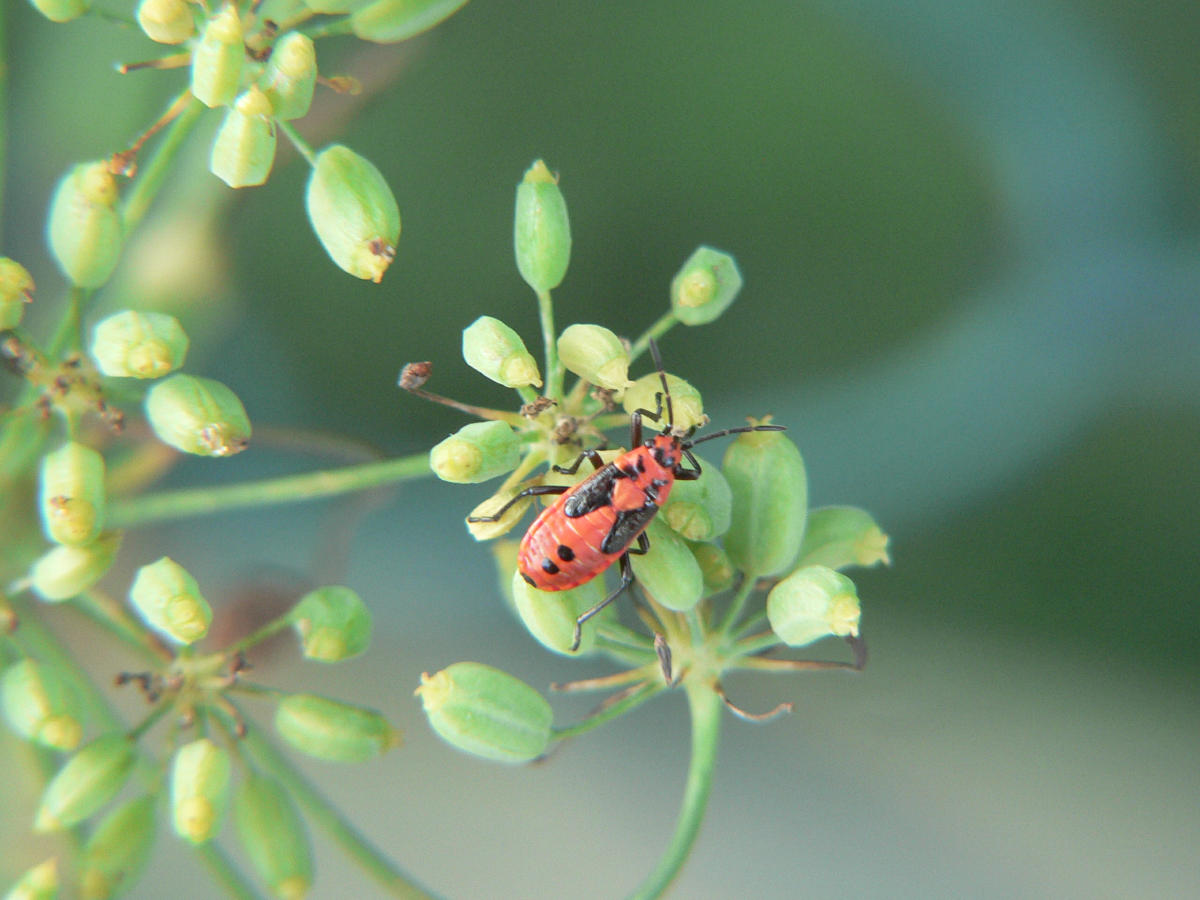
518, 492, 621, 591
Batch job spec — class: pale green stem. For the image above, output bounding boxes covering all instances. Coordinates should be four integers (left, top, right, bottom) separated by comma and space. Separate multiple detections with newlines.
717, 573, 756, 635
237, 723, 438, 899
732, 630, 783, 657
629, 681, 721, 900
121, 95, 206, 232
536, 289, 563, 399
109, 451, 431, 528
628, 310, 679, 363
549, 681, 662, 741
74, 591, 173, 664
224, 611, 294, 657
194, 843, 267, 900
277, 119, 317, 166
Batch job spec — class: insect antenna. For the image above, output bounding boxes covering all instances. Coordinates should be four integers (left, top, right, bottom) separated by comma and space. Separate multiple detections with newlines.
683, 423, 786, 449
647, 338, 675, 431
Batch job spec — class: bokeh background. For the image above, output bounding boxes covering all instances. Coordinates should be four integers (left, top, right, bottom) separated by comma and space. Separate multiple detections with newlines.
3, 0, 1199, 897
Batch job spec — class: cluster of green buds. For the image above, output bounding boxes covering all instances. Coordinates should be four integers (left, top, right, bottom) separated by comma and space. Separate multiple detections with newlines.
2, 564, 397, 897
400, 160, 889, 765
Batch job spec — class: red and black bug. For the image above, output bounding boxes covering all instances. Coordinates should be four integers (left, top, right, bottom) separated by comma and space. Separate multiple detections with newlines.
468, 340, 783, 650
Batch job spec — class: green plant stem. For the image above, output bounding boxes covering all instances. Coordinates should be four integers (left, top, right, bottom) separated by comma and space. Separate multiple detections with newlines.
549, 681, 662, 740
277, 119, 317, 166
536, 289, 563, 399
630, 681, 721, 900
194, 843, 267, 900
732, 630, 782, 657
237, 724, 437, 899
628, 310, 679, 364
225, 612, 293, 657
72, 592, 173, 665
109, 452, 431, 528
121, 95, 206, 232
304, 16, 353, 39
717, 573, 755, 635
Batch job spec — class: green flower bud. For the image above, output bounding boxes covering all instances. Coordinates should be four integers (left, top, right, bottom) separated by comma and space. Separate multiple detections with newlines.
658, 455, 729, 541
351, 0, 470, 44
490, 539, 520, 612
4, 858, 58, 900
689, 540, 735, 596
170, 738, 232, 843
2, 660, 84, 752
136, 0, 196, 44
28, 0, 88, 23
511, 570, 611, 656
466, 488, 531, 541
130, 557, 212, 645
288, 586, 371, 662
462, 316, 541, 388
767, 565, 862, 647
234, 775, 313, 900
429, 420, 520, 484
210, 87, 277, 188
274, 693, 399, 762
722, 424, 807, 577
91, 310, 189, 379
30, 532, 122, 602
79, 794, 156, 899
417, 662, 552, 763
47, 162, 122, 288
514, 160, 570, 292
557, 324, 631, 390
306, 145, 401, 283
796, 505, 890, 571
145, 373, 251, 457
191, 4, 245, 108
0, 258, 34, 330
260, 32, 316, 121
622, 372, 705, 432
670, 246, 743, 326
630, 517, 703, 612
34, 733, 135, 833
39, 442, 106, 546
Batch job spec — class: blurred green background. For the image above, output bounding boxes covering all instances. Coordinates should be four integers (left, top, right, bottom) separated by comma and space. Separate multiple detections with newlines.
3, 0, 1199, 896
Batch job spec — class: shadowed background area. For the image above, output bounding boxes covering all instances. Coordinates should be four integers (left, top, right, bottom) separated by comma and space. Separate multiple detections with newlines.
2, 0, 1198, 897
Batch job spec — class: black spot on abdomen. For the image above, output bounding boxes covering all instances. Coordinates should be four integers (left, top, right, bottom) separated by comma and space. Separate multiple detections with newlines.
556, 544, 575, 562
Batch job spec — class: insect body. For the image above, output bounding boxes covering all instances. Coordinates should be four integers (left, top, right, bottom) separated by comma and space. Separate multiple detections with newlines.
468, 342, 782, 650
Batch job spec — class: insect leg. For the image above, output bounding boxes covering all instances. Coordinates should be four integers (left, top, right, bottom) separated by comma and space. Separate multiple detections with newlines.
465, 484, 567, 522
552, 448, 608, 475
675, 448, 703, 480
570, 551, 637, 651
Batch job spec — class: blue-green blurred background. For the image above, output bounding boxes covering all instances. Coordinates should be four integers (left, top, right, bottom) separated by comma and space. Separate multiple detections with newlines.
3, 0, 1199, 896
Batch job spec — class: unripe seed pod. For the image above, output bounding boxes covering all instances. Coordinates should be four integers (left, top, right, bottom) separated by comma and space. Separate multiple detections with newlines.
417, 662, 552, 763
688, 540, 735, 596
0, 257, 34, 329
514, 160, 571, 292
429, 420, 520, 484
129, 557, 212, 644
670, 246, 743, 326
630, 517, 704, 612
39, 441, 106, 546
722, 424, 807, 577
136, 0, 195, 44
351, 0, 470, 43
47, 162, 122, 288
5, 859, 58, 900
767, 565, 862, 647
91, 310, 189, 379
557, 324, 631, 390
274, 693, 399, 762
622, 372, 705, 431
306, 145, 401, 282
288, 586, 371, 662
145, 374, 251, 457
170, 738, 232, 844
260, 32, 316, 120
30, 532, 122, 602
34, 733, 136, 833
511, 570, 610, 656
2, 659, 84, 752
28, 0, 88, 22
466, 488, 530, 541
191, 4, 245, 108
658, 455, 729, 541
234, 775, 313, 900
210, 87, 277, 188
796, 505, 890, 571
79, 794, 156, 899
462, 316, 542, 388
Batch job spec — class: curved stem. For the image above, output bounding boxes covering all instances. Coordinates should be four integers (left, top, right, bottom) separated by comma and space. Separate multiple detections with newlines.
109, 451, 431, 528
237, 723, 437, 899
277, 120, 317, 166
549, 681, 662, 741
121, 96, 206, 232
628, 310, 679, 364
536, 289, 562, 400
630, 681, 721, 899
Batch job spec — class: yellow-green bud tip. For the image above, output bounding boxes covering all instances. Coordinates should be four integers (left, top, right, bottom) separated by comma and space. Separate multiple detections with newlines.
523, 159, 557, 185
91, 309, 189, 379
